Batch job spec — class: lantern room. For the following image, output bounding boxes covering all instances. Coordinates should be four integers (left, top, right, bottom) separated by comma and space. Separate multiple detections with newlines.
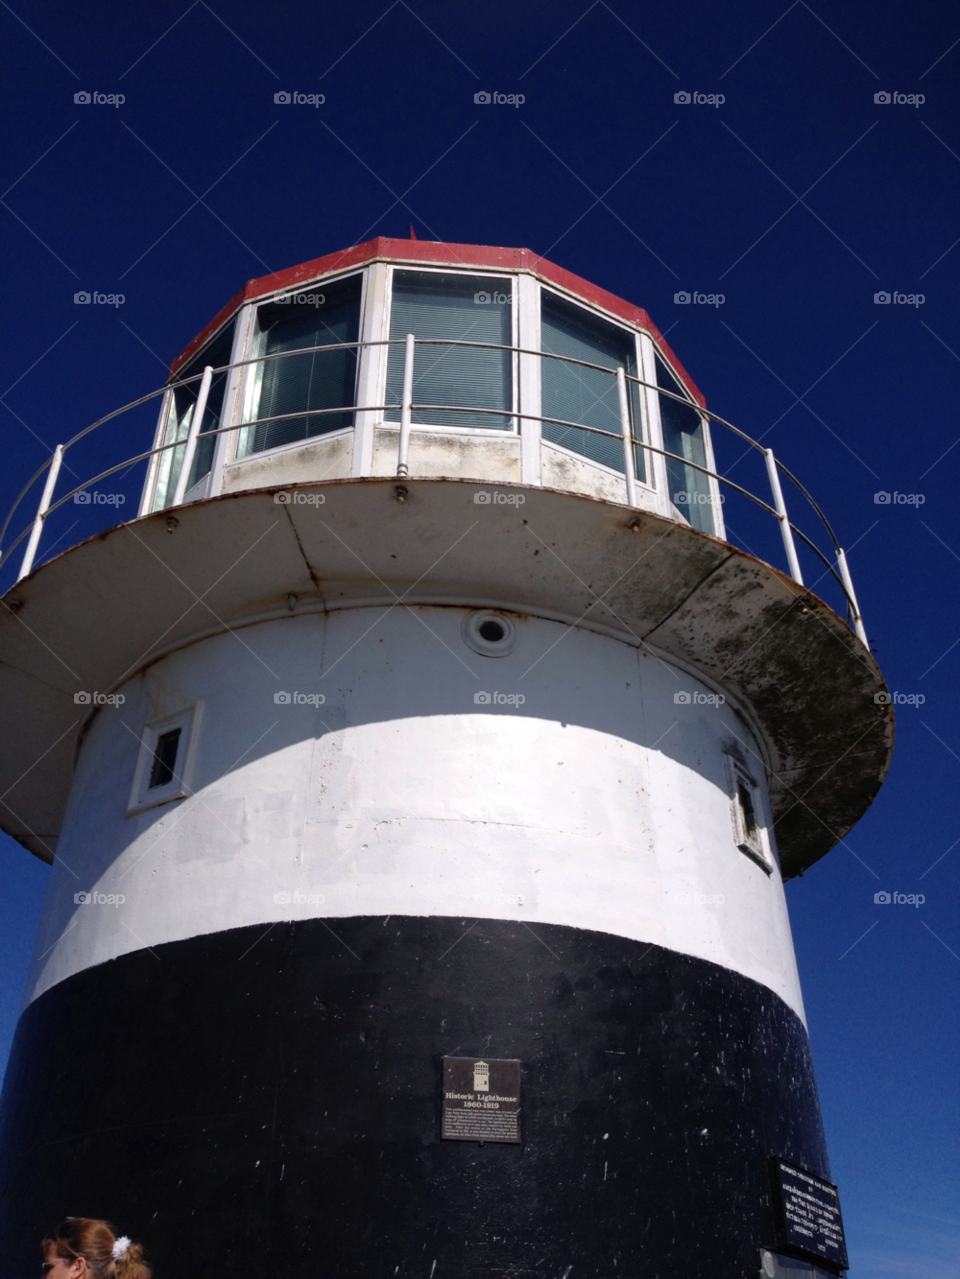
144, 238, 724, 538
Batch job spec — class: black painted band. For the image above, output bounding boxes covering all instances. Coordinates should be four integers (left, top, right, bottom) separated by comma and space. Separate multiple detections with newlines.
0, 916, 829, 1277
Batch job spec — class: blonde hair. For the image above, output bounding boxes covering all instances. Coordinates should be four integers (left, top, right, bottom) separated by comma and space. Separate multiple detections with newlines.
43, 1219, 152, 1279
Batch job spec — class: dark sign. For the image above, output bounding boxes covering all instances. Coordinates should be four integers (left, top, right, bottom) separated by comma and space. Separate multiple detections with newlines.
771, 1159, 848, 1270
441, 1056, 521, 1143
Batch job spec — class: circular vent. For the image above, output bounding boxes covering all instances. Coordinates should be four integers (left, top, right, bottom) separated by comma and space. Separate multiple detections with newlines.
461, 610, 519, 657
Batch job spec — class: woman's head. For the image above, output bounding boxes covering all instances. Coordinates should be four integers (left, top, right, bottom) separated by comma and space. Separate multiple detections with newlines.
41, 1220, 151, 1279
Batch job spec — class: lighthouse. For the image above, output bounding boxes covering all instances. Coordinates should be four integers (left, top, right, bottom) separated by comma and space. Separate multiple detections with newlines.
0, 239, 890, 1277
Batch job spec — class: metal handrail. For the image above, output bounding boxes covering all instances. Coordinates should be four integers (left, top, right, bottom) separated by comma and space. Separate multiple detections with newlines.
0, 336, 867, 643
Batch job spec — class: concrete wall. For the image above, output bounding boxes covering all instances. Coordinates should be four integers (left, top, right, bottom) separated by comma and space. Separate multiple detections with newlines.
26, 607, 805, 1019
221, 431, 354, 492
218, 427, 664, 520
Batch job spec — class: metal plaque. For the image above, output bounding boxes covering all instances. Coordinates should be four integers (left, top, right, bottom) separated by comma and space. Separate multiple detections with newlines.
771, 1159, 848, 1270
441, 1056, 521, 1143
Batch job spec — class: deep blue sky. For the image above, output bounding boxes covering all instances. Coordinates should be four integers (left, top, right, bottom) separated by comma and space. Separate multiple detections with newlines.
1, 2, 958, 1274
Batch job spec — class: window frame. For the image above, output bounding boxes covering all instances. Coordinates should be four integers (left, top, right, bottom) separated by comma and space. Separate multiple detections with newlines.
380, 264, 520, 436
653, 346, 725, 538
142, 320, 237, 515
127, 703, 202, 816
235, 268, 369, 463
537, 284, 654, 490
724, 752, 774, 874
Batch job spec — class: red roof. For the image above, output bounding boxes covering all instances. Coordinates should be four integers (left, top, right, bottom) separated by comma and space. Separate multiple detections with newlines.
169, 238, 705, 408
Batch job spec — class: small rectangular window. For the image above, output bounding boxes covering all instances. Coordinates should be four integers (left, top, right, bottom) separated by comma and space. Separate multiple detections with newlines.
725, 753, 773, 872
737, 778, 758, 841
128, 705, 201, 816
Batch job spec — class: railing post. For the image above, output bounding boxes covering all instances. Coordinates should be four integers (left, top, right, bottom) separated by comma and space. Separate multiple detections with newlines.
171, 366, 213, 508
836, 547, 868, 645
764, 447, 803, 585
396, 333, 415, 478
617, 367, 638, 508
18, 444, 64, 581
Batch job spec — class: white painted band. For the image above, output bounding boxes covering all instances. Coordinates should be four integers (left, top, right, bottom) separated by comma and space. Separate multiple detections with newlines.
27, 609, 806, 1021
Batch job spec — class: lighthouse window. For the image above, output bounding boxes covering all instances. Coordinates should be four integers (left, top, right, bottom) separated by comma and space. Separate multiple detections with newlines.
737, 778, 758, 843
153, 321, 235, 510
725, 753, 773, 872
540, 290, 645, 480
656, 355, 714, 535
241, 272, 363, 455
149, 728, 182, 790
385, 270, 514, 431
128, 704, 201, 816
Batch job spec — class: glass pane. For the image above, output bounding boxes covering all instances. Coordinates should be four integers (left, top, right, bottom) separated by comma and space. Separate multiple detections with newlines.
385, 271, 512, 431
152, 321, 235, 510
149, 728, 182, 789
656, 355, 714, 534
152, 398, 188, 512
540, 291, 644, 480
242, 274, 362, 455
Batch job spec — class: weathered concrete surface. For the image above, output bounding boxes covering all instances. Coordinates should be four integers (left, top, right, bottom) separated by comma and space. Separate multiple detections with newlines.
221, 431, 353, 491
0, 478, 891, 875
370, 426, 522, 481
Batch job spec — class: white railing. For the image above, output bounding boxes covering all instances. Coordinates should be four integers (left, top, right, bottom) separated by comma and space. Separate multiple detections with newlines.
0, 337, 867, 643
